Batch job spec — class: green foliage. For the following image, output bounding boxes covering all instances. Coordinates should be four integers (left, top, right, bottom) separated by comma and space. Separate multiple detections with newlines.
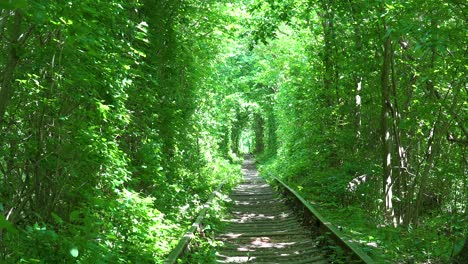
179, 187, 235, 264
248, 0, 466, 263
0, 0, 242, 263
0, 0, 465, 263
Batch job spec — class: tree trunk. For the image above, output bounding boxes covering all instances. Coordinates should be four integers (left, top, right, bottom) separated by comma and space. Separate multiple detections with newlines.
0, 11, 22, 123
320, 0, 337, 105
380, 26, 396, 226
266, 109, 277, 156
254, 113, 265, 154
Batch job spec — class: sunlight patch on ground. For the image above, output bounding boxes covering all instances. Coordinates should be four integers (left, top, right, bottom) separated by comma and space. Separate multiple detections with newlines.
224, 233, 243, 238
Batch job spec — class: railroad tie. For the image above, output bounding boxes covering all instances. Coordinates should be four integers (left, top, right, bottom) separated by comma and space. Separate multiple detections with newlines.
215, 159, 328, 264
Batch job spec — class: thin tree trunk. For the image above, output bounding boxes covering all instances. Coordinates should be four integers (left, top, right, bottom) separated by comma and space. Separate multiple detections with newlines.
0, 11, 22, 122
254, 113, 265, 154
389, 47, 407, 225
267, 109, 277, 156
353, 24, 363, 144
380, 26, 396, 226
320, 0, 336, 105
413, 115, 440, 223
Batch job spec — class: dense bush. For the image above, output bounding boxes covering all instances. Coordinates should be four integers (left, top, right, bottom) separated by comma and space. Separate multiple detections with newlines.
0, 0, 242, 262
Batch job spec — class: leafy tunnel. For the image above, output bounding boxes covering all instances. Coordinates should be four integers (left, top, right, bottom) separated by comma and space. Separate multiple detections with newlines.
0, 0, 466, 263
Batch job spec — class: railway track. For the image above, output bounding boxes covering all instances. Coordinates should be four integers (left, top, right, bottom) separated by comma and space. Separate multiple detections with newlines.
215, 159, 328, 263
165, 157, 374, 263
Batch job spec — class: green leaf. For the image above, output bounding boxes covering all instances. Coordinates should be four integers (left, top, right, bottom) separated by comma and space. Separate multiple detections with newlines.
0, 214, 18, 234
51, 212, 64, 225
70, 247, 79, 258
0, 0, 27, 9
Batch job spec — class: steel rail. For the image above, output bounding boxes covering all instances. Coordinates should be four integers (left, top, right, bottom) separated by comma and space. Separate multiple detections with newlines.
271, 175, 375, 264
164, 182, 225, 264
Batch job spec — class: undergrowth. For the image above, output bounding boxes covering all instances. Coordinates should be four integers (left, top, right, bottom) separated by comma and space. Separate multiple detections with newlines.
1, 158, 241, 263
256, 155, 466, 264
178, 167, 240, 264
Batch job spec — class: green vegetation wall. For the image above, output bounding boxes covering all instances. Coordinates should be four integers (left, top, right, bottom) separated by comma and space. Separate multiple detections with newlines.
0, 1, 242, 262
0, 0, 466, 263
243, 0, 467, 262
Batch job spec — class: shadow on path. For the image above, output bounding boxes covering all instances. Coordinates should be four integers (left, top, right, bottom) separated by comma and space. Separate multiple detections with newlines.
215, 158, 328, 264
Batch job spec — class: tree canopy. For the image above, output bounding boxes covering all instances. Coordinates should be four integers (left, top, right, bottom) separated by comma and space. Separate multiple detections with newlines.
0, 0, 466, 263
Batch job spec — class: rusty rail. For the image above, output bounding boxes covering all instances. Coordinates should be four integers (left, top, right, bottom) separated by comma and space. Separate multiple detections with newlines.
271, 175, 375, 264
164, 182, 225, 264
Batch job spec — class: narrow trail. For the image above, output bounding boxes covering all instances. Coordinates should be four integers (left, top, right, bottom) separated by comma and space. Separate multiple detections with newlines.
215, 158, 328, 263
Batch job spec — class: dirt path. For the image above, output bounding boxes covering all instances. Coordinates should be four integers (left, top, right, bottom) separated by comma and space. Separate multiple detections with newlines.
215, 158, 328, 263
